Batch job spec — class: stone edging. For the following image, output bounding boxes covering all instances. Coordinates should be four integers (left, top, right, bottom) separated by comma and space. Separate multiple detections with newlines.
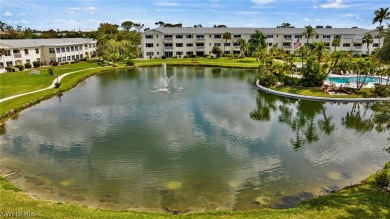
256, 80, 390, 102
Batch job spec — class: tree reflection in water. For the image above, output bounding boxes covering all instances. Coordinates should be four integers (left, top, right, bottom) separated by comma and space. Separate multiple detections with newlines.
250, 91, 334, 150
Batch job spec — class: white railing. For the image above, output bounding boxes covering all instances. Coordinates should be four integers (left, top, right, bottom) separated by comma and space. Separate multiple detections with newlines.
283, 37, 292, 41
163, 38, 173, 42
14, 53, 22, 58
196, 46, 205, 50
234, 46, 241, 50
354, 46, 362, 50
164, 46, 174, 51
283, 45, 292, 49
323, 38, 331, 42
196, 38, 205, 41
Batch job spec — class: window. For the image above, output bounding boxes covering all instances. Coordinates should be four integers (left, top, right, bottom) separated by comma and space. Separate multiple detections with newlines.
323, 35, 331, 38
57, 57, 62, 62
5, 50, 11, 56
186, 51, 193, 55
89, 44, 91, 48
145, 35, 153, 39
176, 51, 183, 56
315, 35, 319, 39
233, 43, 240, 46
93, 44, 96, 48
49, 48, 55, 54
146, 43, 154, 47
196, 43, 204, 46
76, 55, 79, 59
224, 51, 230, 54
66, 47, 70, 52
80, 54, 83, 59
214, 43, 221, 46
75, 46, 78, 51
37, 58, 40, 62
324, 43, 330, 46
176, 43, 183, 47
186, 43, 193, 47
175, 35, 183, 39
234, 35, 241, 38
156, 52, 159, 55
267, 35, 273, 38
72, 55, 75, 60
284, 35, 292, 38
164, 35, 173, 38
0, 62, 3, 69
196, 35, 204, 38
294, 35, 301, 38
146, 52, 154, 56
343, 43, 351, 47
214, 34, 221, 38
61, 47, 65, 52
56, 48, 60, 53
224, 43, 230, 46
71, 46, 75, 51
26, 59, 30, 63
79, 45, 82, 50
24, 49, 29, 55
67, 56, 71, 61
35, 48, 39, 54
373, 43, 379, 47
186, 35, 193, 38
6, 61, 13, 66
353, 43, 362, 47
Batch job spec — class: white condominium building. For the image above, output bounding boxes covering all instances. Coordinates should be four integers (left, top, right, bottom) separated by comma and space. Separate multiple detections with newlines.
142, 27, 381, 58
0, 38, 97, 73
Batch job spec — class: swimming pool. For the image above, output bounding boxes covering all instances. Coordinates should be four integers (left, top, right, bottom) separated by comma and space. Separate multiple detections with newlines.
327, 76, 387, 84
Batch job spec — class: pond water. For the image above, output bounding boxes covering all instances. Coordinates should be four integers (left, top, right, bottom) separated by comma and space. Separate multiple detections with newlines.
0, 67, 389, 213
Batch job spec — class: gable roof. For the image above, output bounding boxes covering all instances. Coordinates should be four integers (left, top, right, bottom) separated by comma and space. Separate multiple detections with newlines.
0, 38, 96, 48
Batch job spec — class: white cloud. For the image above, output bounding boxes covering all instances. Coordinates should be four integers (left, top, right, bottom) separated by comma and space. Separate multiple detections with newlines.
3, 11, 13, 17
18, 12, 27, 17
304, 18, 310, 22
314, 18, 322, 22
66, 7, 81, 14
84, 6, 97, 14
154, 1, 179, 6
320, 0, 349, 9
251, 0, 274, 4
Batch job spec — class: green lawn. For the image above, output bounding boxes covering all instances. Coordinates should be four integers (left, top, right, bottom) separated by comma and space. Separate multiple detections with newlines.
1, 163, 389, 218
0, 62, 102, 99
271, 86, 376, 98
133, 57, 259, 68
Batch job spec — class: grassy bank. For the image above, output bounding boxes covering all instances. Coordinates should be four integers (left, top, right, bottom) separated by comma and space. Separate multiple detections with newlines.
271, 86, 376, 98
0, 62, 112, 120
133, 57, 259, 68
1, 163, 389, 218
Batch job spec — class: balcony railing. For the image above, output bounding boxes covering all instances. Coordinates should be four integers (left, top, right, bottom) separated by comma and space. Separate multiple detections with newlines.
234, 46, 241, 50
196, 46, 205, 50
323, 38, 331, 42
163, 46, 174, 51
353, 38, 362, 42
354, 46, 362, 50
196, 38, 205, 41
283, 45, 292, 49
163, 38, 173, 42
14, 53, 22, 58
283, 37, 292, 41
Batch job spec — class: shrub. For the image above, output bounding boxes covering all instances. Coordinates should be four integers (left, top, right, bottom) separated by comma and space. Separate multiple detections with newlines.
5, 66, 14, 72
126, 60, 134, 66
52, 62, 59, 66
15, 65, 24, 71
183, 55, 189, 58
162, 55, 167, 59
258, 72, 278, 87
374, 169, 389, 188
32, 61, 40, 68
48, 68, 54, 76
24, 63, 32, 69
277, 74, 301, 86
203, 54, 209, 58
374, 84, 390, 97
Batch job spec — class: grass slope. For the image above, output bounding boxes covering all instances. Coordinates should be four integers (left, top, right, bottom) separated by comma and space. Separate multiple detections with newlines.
133, 57, 259, 68
0, 163, 389, 218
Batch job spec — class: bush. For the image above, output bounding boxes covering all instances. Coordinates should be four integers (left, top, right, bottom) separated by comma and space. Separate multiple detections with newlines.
5, 66, 14, 72
203, 54, 209, 58
258, 72, 278, 87
32, 61, 40, 68
15, 65, 24, 71
48, 68, 54, 76
52, 62, 59, 66
374, 84, 390, 97
183, 55, 189, 58
126, 60, 134, 66
277, 74, 301, 86
374, 169, 389, 188
162, 55, 166, 59
24, 63, 32, 69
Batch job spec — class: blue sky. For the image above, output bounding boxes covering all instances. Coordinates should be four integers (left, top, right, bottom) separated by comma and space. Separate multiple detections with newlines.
1, 0, 389, 31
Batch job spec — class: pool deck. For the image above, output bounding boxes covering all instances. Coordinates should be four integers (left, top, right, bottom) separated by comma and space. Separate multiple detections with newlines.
326, 74, 388, 89
256, 80, 390, 102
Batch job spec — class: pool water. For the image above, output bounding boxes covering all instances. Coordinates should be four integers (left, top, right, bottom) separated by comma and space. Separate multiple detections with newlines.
327, 76, 387, 84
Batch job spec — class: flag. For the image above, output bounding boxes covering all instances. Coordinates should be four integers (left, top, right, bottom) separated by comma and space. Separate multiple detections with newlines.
293, 39, 300, 50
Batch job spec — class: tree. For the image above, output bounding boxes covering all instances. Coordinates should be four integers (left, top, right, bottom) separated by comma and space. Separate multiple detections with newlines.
213, 24, 227, 28
277, 23, 295, 28
331, 37, 340, 52
301, 25, 318, 60
372, 7, 390, 46
362, 33, 374, 55
121, 21, 134, 32
155, 21, 165, 27
211, 46, 222, 57
193, 24, 202, 28
248, 30, 267, 55
98, 23, 119, 35
222, 32, 232, 54
133, 23, 144, 32
0, 21, 5, 31
237, 38, 249, 56
312, 41, 329, 69
378, 24, 390, 63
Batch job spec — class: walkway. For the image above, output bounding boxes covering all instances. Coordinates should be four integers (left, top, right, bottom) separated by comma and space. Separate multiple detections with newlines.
0, 67, 101, 103
256, 80, 390, 102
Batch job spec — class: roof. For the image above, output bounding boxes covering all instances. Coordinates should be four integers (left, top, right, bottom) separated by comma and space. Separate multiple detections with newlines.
0, 38, 96, 48
145, 27, 378, 36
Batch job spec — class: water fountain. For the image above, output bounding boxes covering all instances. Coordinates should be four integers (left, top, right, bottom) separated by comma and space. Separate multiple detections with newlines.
151, 63, 184, 93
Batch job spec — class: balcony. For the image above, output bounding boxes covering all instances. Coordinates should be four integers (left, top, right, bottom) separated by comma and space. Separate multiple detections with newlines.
283, 45, 292, 49
163, 38, 173, 42
234, 46, 241, 51
322, 38, 331, 42
353, 38, 362, 42
265, 39, 274, 43
283, 37, 292, 42
196, 46, 205, 50
354, 46, 362, 50
14, 53, 22, 58
163, 46, 174, 51
196, 38, 205, 42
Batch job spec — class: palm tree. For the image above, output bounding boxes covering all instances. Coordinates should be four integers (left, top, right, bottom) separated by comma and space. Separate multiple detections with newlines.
0, 21, 6, 32
327, 51, 344, 76
372, 7, 390, 46
222, 32, 232, 54
331, 37, 341, 52
312, 42, 329, 69
237, 38, 248, 56
248, 30, 267, 54
362, 34, 374, 55
301, 25, 318, 60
